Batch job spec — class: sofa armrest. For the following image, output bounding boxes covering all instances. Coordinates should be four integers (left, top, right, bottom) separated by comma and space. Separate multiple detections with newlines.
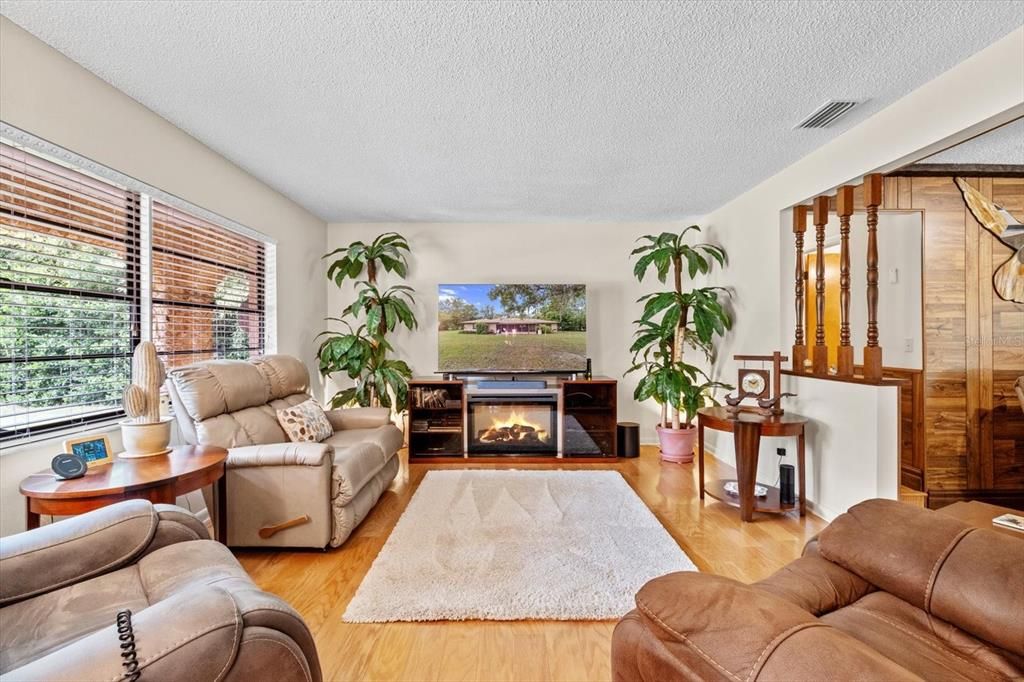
325, 406, 391, 431
622, 572, 917, 682
227, 442, 333, 468
754, 555, 874, 616
801, 533, 821, 557
141, 503, 210, 555
0, 500, 162, 607
1, 586, 244, 682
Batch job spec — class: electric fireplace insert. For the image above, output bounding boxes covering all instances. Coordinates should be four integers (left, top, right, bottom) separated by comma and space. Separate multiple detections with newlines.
467, 394, 558, 455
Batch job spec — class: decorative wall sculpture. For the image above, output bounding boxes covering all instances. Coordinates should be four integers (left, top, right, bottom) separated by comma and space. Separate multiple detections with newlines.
955, 176, 1024, 304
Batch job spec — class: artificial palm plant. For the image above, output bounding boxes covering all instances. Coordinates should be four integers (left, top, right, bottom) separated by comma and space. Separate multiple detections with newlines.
317, 233, 416, 409
626, 226, 732, 461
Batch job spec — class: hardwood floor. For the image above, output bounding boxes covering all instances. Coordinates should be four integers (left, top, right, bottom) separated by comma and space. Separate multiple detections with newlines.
236, 446, 826, 681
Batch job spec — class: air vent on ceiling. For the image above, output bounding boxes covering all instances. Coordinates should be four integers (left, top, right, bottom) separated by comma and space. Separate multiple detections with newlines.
795, 100, 860, 129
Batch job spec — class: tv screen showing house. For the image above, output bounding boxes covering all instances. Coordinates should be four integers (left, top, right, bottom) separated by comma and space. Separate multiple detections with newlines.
438, 284, 587, 372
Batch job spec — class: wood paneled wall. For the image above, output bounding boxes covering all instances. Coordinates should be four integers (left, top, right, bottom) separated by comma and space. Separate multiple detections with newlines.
884, 174, 1024, 508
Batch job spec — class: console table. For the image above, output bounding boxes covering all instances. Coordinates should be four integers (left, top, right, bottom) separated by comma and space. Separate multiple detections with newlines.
19, 445, 228, 542
697, 407, 808, 521
407, 377, 617, 460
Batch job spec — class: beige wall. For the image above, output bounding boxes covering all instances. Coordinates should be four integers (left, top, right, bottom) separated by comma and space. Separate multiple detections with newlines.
324, 221, 705, 439
0, 17, 328, 536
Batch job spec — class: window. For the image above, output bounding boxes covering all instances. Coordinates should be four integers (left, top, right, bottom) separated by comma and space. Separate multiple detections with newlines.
151, 202, 265, 369
0, 144, 139, 439
0, 139, 271, 442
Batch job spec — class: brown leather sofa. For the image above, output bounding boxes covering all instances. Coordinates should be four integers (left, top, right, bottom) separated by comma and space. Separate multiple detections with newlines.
613, 499, 1024, 681
0, 499, 320, 681
166, 354, 402, 548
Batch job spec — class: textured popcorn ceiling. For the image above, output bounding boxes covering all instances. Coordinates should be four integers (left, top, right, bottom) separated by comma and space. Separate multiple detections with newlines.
3, 1, 1022, 222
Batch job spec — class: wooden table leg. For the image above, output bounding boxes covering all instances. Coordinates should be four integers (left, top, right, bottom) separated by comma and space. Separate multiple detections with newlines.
215, 473, 228, 544
26, 498, 40, 530
698, 419, 705, 500
734, 420, 762, 522
798, 429, 806, 517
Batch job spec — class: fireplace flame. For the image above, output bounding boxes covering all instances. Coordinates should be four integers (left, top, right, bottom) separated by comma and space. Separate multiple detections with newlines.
478, 406, 549, 443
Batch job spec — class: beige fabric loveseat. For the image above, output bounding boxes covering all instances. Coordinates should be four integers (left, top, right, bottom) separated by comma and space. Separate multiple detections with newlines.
166, 355, 401, 548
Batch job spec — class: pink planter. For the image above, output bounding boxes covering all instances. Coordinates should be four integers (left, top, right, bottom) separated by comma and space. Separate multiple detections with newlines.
656, 424, 698, 463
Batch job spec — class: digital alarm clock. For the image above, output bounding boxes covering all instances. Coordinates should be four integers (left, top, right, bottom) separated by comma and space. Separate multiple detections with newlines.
51, 453, 88, 480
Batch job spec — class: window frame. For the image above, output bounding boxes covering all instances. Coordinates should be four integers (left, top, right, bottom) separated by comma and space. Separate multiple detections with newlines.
1, 124, 276, 445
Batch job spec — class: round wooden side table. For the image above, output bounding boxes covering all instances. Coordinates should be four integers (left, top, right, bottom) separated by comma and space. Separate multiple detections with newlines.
697, 406, 808, 522
19, 445, 229, 542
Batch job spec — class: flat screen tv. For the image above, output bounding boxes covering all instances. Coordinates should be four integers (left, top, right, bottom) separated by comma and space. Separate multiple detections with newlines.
438, 283, 587, 373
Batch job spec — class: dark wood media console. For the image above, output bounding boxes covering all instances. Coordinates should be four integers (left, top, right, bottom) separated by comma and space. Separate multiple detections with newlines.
407, 377, 617, 460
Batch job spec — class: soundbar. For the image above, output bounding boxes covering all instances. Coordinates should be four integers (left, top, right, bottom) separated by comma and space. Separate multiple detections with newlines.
477, 380, 548, 390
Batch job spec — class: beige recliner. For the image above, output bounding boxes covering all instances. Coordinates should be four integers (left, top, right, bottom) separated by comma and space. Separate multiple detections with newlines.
165, 354, 402, 548
0, 500, 321, 681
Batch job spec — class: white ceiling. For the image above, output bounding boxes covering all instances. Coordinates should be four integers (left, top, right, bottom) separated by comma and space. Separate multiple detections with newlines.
3, 1, 1022, 222
921, 117, 1024, 165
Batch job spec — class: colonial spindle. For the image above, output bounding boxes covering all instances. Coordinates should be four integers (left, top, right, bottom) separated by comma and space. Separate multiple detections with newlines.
862, 173, 884, 381
791, 205, 808, 372
836, 185, 855, 377
812, 195, 829, 375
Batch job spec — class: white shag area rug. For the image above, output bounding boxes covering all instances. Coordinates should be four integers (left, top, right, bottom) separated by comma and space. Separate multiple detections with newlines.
343, 469, 697, 622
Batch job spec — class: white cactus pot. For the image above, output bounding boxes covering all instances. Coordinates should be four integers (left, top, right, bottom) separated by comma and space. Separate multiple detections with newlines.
119, 417, 173, 458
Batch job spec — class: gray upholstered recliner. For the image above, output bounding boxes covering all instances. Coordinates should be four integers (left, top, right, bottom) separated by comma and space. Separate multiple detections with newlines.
0, 500, 321, 681
165, 354, 401, 548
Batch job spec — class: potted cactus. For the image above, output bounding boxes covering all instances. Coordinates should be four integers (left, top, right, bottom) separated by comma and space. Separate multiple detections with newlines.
119, 341, 172, 457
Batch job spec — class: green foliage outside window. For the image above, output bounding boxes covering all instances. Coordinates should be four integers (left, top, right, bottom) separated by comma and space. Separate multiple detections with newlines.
0, 227, 131, 429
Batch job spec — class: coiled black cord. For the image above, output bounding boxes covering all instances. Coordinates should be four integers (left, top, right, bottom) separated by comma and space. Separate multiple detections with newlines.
116, 609, 141, 681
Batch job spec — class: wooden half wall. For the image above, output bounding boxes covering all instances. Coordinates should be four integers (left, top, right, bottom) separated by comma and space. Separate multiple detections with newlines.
884, 173, 1024, 509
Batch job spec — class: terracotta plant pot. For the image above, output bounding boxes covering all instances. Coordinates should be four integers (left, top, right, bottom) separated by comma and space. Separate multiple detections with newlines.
656, 424, 698, 463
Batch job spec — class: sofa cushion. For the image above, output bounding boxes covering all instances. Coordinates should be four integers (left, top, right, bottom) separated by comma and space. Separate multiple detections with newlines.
193, 396, 309, 448
252, 355, 310, 400
138, 540, 253, 603
822, 592, 1024, 681
817, 498, 972, 611
168, 360, 272, 421
755, 555, 874, 616
0, 564, 149, 674
0, 540, 252, 676
929, 528, 1024, 657
819, 499, 1024, 656
276, 399, 333, 443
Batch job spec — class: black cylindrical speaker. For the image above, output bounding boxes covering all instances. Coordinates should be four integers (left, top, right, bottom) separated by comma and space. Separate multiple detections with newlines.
617, 422, 640, 458
779, 464, 795, 505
